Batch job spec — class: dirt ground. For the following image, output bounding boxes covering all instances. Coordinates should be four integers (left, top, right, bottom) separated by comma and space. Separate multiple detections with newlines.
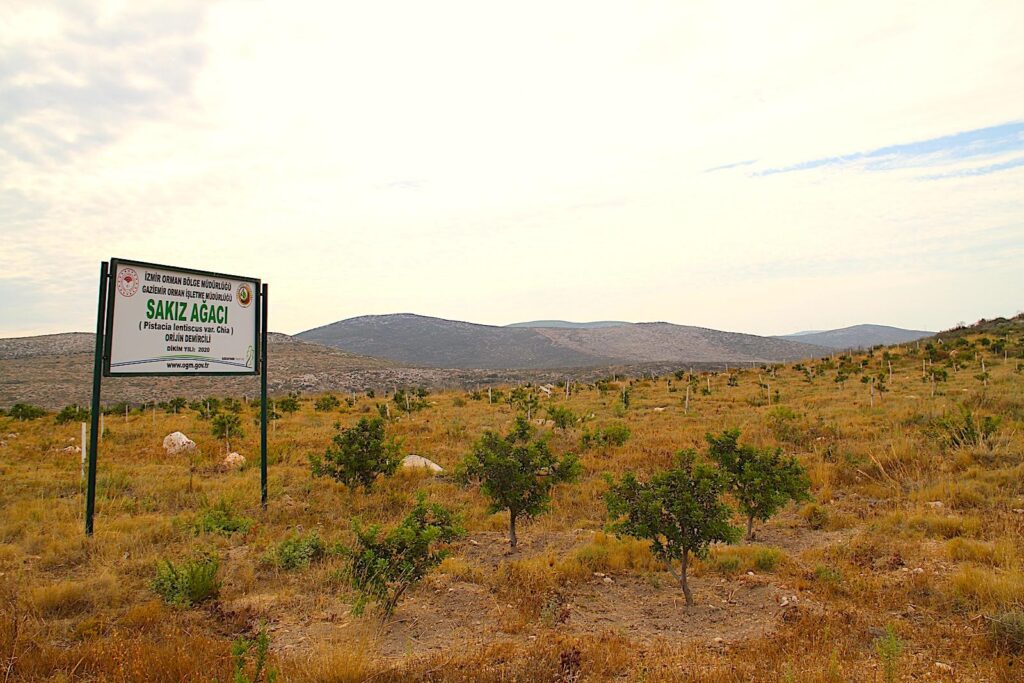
247, 521, 845, 662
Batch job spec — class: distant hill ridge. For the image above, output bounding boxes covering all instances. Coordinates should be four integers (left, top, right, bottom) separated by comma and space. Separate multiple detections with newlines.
296, 313, 827, 369
775, 324, 934, 349
505, 320, 629, 329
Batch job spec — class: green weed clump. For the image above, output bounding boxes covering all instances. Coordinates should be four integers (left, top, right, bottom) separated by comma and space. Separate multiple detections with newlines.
264, 532, 328, 570
580, 423, 631, 449
191, 500, 253, 536
989, 610, 1024, 653
152, 555, 220, 606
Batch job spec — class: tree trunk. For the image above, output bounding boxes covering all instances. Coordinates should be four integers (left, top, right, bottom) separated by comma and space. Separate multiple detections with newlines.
746, 513, 755, 542
680, 552, 693, 606
509, 512, 518, 548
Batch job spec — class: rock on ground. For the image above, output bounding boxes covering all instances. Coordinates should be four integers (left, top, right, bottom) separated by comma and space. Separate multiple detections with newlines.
401, 454, 443, 472
163, 431, 196, 455
223, 452, 246, 469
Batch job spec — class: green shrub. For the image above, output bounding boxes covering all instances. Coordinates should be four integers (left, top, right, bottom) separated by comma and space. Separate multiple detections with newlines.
265, 532, 327, 570
938, 408, 1000, 449
191, 500, 252, 536
152, 555, 220, 606
277, 393, 300, 413
310, 417, 401, 490
580, 423, 631, 449
314, 395, 341, 412
9, 403, 46, 421
54, 405, 89, 424
547, 405, 577, 430
344, 493, 462, 616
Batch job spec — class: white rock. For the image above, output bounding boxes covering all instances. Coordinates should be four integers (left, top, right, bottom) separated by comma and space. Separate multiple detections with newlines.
223, 452, 246, 469
401, 454, 443, 473
62, 445, 81, 453
162, 431, 196, 455
934, 662, 953, 673
925, 500, 943, 509
653, 407, 667, 412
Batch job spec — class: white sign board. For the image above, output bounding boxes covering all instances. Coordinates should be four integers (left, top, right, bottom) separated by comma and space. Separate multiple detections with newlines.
104, 259, 260, 375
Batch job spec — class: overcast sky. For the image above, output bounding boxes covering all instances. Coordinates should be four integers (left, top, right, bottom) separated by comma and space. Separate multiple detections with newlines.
2, 1, 1022, 338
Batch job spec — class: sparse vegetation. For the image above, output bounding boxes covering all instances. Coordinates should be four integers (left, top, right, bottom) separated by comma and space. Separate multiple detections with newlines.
1, 321, 1022, 680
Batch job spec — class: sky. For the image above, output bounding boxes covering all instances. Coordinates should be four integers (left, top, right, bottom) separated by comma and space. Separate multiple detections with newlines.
2, 0, 1022, 338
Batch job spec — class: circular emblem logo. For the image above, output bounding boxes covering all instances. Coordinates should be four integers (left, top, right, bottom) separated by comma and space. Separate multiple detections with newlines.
116, 267, 139, 297
237, 283, 253, 308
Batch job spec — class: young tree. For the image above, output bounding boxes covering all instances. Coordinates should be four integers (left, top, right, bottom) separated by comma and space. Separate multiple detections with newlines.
606, 451, 739, 605
546, 404, 577, 431
706, 429, 811, 541
344, 492, 463, 617
211, 413, 244, 450
310, 417, 401, 490
459, 416, 580, 547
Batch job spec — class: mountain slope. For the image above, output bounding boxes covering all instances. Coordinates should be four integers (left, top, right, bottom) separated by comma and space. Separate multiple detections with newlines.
776, 324, 934, 349
296, 314, 827, 369
505, 320, 629, 329
297, 314, 616, 369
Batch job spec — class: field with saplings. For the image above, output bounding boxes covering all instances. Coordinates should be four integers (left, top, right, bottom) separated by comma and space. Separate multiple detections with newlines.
1, 319, 1023, 682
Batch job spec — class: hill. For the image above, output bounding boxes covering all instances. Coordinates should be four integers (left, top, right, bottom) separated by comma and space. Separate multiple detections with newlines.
776, 324, 933, 349
296, 314, 828, 369
0, 332, 475, 409
505, 320, 629, 329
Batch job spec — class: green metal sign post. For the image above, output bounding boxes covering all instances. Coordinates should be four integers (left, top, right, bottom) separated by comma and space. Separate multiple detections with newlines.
85, 259, 268, 536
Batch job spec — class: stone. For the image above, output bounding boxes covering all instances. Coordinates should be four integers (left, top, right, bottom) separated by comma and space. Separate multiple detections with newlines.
925, 500, 943, 509
163, 432, 196, 455
401, 454, 443, 472
223, 452, 246, 469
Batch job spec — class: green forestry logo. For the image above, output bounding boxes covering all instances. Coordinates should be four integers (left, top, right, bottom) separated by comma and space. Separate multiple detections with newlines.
116, 267, 139, 297
237, 283, 253, 308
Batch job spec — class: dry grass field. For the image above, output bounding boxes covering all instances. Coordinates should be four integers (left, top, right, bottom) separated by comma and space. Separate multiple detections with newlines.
1, 325, 1022, 681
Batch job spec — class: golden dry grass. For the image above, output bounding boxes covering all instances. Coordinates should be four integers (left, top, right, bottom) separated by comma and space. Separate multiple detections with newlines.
1, 330, 1023, 680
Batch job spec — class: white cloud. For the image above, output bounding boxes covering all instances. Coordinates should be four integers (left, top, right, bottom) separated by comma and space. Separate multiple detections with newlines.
0, 0, 1022, 337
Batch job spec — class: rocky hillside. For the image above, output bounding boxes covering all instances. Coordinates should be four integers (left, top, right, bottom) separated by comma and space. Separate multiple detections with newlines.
776, 324, 934, 349
297, 314, 827, 369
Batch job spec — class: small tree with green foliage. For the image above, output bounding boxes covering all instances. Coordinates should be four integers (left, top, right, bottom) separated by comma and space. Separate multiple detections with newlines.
314, 394, 341, 412
344, 493, 462, 617
212, 413, 244, 450
546, 405, 577, 431
605, 451, 739, 605
9, 403, 46, 421
706, 429, 811, 541
55, 404, 89, 424
459, 416, 580, 547
277, 393, 300, 414
166, 397, 187, 414
310, 417, 401, 490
